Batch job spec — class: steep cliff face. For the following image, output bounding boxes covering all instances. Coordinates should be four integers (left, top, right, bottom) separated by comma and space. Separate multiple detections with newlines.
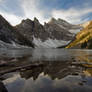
16, 18, 47, 42
0, 15, 34, 48
16, 18, 81, 48
67, 21, 92, 49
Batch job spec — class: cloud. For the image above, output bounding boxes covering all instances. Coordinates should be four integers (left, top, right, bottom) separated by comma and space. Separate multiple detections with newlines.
0, 0, 2, 2
21, 0, 50, 24
51, 7, 92, 24
0, 0, 92, 25
0, 0, 5, 4
0, 11, 23, 26
0, 0, 23, 26
21, 0, 92, 24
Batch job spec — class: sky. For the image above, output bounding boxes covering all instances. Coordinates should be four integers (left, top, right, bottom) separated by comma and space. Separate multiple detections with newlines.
0, 0, 92, 25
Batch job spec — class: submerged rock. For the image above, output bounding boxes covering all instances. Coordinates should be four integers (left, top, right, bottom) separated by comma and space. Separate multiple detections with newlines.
0, 81, 8, 92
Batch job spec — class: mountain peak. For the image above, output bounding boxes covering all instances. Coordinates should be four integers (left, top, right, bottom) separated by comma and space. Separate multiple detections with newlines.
0, 14, 4, 19
58, 18, 69, 24
18, 18, 33, 28
21, 19, 33, 24
51, 17, 57, 21
0, 14, 11, 27
48, 18, 57, 24
48, 18, 70, 26
34, 17, 39, 23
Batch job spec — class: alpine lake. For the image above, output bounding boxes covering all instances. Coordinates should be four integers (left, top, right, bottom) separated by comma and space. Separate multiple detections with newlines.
0, 48, 92, 92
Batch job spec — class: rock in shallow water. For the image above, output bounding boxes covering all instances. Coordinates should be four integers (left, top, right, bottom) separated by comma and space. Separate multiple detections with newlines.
0, 81, 8, 92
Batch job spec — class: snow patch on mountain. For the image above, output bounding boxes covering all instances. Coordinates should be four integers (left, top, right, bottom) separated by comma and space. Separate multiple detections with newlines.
0, 40, 32, 48
69, 29, 81, 34
33, 37, 70, 48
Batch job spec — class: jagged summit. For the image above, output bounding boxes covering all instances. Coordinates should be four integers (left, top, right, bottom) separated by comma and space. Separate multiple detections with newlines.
0, 15, 6, 22
34, 17, 39, 23
48, 17, 76, 30
19, 17, 40, 26
0, 15, 11, 28
22, 19, 33, 23
57, 18, 71, 26
49, 17, 57, 23
58, 18, 68, 22
48, 17, 69, 25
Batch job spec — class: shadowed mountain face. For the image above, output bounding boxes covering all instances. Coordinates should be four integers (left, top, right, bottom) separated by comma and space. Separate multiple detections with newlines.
0, 14, 81, 48
0, 15, 34, 48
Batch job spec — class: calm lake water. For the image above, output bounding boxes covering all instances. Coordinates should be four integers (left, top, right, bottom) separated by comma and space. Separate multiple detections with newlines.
0, 48, 92, 92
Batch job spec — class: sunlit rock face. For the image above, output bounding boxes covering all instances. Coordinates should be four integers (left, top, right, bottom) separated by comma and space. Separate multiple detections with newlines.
67, 21, 92, 49
16, 18, 81, 48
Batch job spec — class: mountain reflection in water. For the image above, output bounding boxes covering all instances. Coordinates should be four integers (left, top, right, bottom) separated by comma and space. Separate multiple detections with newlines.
0, 49, 92, 92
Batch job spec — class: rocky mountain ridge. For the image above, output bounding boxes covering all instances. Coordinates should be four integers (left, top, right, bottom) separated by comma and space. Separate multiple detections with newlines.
0, 14, 82, 48
16, 17, 81, 48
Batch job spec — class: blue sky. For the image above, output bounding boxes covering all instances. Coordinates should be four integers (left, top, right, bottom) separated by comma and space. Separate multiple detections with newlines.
0, 0, 92, 25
